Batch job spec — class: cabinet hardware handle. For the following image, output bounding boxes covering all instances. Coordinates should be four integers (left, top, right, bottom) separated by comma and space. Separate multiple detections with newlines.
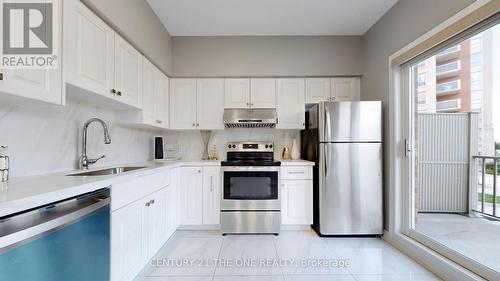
150, 199, 155, 205
192, 123, 196, 127
196, 123, 199, 127
289, 171, 305, 174
210, 176, 213, 192
198, 170, 202, 173
145, 202, 150, 207
332, 97, 336, 100
111, 89, 116, 94
117, 91, 122, 96
156, 120, 162, 124
0, 72, 3, 80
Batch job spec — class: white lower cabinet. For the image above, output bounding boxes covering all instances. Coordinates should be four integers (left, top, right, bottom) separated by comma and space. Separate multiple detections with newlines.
179, 167, 204, 225
111, 198, 148, 281
281, 166, 313, 225
202, 167, 221, 225
179, 166, 221, 226
146, 188, 168, 257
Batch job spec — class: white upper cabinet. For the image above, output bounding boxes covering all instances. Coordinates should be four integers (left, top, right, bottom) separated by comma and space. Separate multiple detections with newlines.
305, 78, 330, 104
114, 34, 143, 108
224, 79, 250, 108
0, 2, 63, 106
156, 72, 169, 127
202, 167, 221, 225
170, 79, 197, 129
64, 0, 114, 101
305, 77, 360, 103
250, 79, 276, 108
331, 77, 360, 101
276, 79, 305, 129
197, 79, 225, 130
141, 59, 157, 125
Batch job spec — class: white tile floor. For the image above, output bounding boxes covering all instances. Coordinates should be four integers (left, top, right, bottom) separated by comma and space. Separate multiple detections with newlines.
137, 230, 441, 281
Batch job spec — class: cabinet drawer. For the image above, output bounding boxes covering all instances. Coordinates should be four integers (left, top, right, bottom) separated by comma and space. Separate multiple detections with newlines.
281, 166, 312, 180
111, 169, 171, 211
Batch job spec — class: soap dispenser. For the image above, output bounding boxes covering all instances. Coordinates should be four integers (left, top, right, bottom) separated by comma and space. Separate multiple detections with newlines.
0, 146, 9, 182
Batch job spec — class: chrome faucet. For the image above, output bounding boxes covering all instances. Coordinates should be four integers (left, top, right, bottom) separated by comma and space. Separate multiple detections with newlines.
80, 118, 111, 169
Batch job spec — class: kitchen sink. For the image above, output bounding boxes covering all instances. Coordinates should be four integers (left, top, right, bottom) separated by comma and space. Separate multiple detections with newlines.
66, 166, 148, 176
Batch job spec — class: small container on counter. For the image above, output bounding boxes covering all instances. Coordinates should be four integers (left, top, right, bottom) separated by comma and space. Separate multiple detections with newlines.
0, 146, 9, 182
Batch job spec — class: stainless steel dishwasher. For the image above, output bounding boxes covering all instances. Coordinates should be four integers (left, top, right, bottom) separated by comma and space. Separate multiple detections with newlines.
0, 188, 110, 281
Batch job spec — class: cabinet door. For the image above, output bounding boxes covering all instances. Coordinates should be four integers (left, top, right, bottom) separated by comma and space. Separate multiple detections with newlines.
179, 167, 203, 225
197, 79, 224, 130
63, 0, 114, 101
202, 167, 221, 225
114, 34, 142, 108
305, 78, 330, 103
147, 188, 168, 257
155, 71, 169, 128
165, 178, 179, 238
250, 79, 276, 108
142, 59, 156, 125
276, 79, 306, 129
170, 79, 197, 129
224, 79, 250, 108
0, 69, 62, 105
111, 199, 148, 281
331, 78, 360, 101
281, 180, 313, 225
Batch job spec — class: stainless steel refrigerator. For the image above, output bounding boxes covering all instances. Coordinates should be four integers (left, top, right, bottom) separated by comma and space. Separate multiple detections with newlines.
301, 101, 383, 236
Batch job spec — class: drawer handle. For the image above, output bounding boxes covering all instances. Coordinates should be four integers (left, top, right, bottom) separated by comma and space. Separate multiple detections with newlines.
288, 171, 305, 174
0, 72, 3, 80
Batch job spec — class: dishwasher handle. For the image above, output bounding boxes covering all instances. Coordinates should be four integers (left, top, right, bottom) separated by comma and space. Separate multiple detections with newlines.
0, 188, 110, 252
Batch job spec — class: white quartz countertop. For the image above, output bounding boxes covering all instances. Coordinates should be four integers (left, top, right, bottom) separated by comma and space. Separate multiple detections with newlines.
280, 160, 315, 166
0, 159, 313, 217
0, 160, 220, 217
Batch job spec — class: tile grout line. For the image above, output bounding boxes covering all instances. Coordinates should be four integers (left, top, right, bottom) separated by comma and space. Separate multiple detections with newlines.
322, 238, 358, 280
272, 234, 286, 281
211, 233, 225, 281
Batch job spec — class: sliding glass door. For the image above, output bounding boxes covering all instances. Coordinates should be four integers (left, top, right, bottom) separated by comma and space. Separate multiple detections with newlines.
402, 21, 500, 280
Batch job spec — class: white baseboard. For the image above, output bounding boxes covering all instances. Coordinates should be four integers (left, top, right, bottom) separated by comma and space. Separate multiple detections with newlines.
177, 224, 221, 230
383, 231, 485, 281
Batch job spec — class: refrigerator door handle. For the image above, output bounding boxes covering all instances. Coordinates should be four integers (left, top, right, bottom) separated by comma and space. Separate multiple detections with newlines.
405, 138, 412, 158
324, 144, 329, 176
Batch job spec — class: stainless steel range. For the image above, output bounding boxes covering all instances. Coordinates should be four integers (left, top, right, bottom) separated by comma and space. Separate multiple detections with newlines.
221, 142, 281, 235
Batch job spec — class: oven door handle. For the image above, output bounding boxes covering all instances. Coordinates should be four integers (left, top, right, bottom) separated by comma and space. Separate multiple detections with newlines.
222, 166, 281, 172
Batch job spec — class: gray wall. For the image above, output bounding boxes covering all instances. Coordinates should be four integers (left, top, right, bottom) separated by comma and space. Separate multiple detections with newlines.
82, 0, 173, 75
361, 0, 475, 229
172, 36, 363, 77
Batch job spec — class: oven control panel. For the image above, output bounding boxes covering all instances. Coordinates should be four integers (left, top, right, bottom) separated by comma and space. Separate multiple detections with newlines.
226, 142, 274, 152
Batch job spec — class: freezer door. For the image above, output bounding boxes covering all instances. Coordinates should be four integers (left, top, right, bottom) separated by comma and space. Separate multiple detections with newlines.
319, 101, 382, 142
319, 143, 383, 235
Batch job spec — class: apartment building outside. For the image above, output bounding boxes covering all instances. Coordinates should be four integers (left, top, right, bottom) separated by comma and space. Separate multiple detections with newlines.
416, 25, 500, 156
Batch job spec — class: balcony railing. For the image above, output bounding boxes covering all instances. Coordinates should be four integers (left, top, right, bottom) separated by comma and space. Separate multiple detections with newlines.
436, 98, 461, 112
472, 156, 499, 219
436, 79, 461, 96
436, 60, 461, 79
436, 45, 461, 63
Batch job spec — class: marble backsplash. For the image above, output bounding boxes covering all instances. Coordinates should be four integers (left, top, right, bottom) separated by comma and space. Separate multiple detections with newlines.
0, 98, 301, 178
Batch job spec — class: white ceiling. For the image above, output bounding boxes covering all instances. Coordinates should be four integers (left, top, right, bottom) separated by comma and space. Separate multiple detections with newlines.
147, 0, 399, 36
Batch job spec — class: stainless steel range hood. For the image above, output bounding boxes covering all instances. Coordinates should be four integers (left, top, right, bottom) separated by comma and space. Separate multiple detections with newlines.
223, 109, 278, 128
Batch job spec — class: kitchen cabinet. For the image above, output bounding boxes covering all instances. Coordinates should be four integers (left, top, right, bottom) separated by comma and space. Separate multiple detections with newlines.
114, 34, 143, 108
305, 77, 360, 103
64, 0, 114, 102
146, 188, 168, 257
281, 166, 313, 225
224, 79, 250, 108
225, 78, 276, 109
179, 167, 204, 225
170, 79, 224, 130
64, 0, 142, 109
111, 198, 148, 281
331, 77, 360, 101
202, 167, 221, 225
170, 79, 197, 129
305, 78, 331, 104
0, 2, 63, 106
276, 78, 306, 129
196, 79, 225, 130
118, 58, 168, 129
250, 79, 276, 108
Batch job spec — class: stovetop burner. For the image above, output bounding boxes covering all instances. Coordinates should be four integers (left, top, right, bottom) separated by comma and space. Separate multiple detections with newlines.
223, 141, 280, 167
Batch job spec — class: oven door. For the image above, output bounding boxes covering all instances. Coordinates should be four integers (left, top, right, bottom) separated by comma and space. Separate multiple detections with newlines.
221, 166, 280, 211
